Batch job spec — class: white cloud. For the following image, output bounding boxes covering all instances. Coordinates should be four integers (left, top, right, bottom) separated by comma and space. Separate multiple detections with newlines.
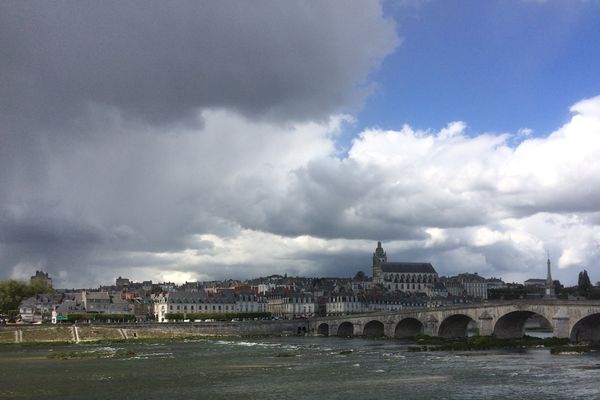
5, 94, 600, 287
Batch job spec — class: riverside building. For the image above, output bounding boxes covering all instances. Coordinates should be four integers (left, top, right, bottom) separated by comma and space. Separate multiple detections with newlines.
153, 291, 267, 322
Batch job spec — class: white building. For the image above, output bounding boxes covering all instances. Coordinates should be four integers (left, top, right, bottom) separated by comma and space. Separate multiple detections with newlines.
326, 294, 366, 316
442, 273, 488, 299
153, 291, 267, 322
266, 293, 315, 319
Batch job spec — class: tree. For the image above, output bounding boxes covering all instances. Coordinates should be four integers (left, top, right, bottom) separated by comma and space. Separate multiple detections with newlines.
0, 280, 30, 316
553, 280, 563, 295
0, 279, 55, 317
353, 271, 367, 281
578, 270, 593, 297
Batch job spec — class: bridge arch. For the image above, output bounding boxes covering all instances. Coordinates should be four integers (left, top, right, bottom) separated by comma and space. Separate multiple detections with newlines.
570, 313, 600, 343
317, 323, 329, 336
394, 317, 423, 338
363, 320, 385, 338
438, 314, 476, 338
493, 311, 552, 339
337, 321, 354, 337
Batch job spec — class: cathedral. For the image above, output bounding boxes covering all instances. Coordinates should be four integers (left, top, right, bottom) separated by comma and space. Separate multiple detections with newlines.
372, 241, 438, 295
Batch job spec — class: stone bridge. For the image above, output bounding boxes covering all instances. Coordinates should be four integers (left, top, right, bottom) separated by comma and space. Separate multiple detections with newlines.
308, 300, 600, 342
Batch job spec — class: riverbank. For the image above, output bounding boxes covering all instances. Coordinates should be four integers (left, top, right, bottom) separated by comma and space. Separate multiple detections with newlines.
2, 325, 599, 355
0, 320, 308, 344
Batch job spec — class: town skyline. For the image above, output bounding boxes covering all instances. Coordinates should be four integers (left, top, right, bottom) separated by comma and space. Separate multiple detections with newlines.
17, 240, 592, 291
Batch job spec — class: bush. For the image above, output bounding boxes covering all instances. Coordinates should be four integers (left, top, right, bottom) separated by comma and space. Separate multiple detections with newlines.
163, 311, 271, 321
66, 313, 136, 322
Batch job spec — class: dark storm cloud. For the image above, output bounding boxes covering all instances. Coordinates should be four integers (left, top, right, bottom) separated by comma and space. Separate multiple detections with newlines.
1, 0, 398, 132
0, 0, 400, 286
0, 209, 108, 245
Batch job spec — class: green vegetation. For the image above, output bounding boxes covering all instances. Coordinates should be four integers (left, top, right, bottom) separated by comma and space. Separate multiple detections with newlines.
21, 327, 73, 342
488, 286, 532, 300
578, 270, 593, 297
0, 329, 16, 343
47, 350, 136, 360
408, 334, 571, 352
163, 311, 271, 321
66, 313, 136, 322
0, 279, 54, 320
77, 326, 124, 341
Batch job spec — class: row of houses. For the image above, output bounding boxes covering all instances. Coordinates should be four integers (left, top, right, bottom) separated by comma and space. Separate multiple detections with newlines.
20, 286, 475, 323
19, 290, 149, 323
17, 259, 508, 323
152, 288, 477, 321
18, 273, 499, 323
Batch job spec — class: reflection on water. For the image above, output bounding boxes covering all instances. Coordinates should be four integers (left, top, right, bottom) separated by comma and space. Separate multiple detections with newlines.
0, 337, 598, 400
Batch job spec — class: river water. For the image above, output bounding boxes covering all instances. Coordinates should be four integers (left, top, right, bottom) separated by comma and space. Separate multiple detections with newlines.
0, 337, 599, 399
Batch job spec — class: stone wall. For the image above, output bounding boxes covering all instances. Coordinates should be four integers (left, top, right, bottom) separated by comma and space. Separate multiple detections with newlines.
0, 320, 309, 344
123, 320, 308, 338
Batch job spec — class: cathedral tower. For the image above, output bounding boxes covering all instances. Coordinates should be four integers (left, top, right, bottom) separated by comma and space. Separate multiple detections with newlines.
372, 241, 387, 282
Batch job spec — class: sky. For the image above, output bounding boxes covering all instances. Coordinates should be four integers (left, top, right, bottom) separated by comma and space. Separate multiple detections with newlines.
2, 0, 600, 288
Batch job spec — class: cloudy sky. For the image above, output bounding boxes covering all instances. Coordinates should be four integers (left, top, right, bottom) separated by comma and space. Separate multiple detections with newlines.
2, 0, 600, 288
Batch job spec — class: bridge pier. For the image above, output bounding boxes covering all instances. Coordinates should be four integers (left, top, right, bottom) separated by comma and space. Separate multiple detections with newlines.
478, 311, 494, 336
384, 322, 395, 338
552, 308, 570, 338
329, 323, 338, 336
424, 315, 438, 336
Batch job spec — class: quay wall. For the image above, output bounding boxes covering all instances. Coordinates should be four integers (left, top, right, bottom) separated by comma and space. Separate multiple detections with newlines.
0, 320, 308, 344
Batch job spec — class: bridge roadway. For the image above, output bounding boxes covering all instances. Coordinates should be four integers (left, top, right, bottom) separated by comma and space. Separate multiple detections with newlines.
308, 300, 600, 342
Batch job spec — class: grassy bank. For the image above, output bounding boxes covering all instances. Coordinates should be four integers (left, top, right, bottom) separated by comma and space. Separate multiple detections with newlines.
0, 323, 302, 345
407, 334, 598, 354
0, 325, 213, 344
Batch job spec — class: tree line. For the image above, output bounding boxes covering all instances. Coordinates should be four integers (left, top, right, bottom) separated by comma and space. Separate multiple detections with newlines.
164, 311, 272, 321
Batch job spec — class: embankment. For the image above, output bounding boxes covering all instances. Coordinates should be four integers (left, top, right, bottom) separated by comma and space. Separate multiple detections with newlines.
0, 320, 308, 344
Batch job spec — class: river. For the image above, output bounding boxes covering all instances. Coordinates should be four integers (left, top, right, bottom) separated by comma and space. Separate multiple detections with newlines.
0, 337, 599, 399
